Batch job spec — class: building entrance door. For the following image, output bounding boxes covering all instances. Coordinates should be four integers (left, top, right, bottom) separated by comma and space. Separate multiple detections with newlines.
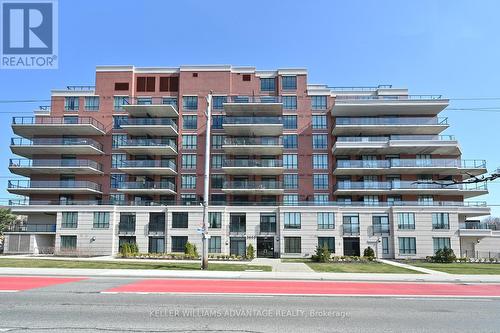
343, 237, 360, 256
257, 237, 274, 258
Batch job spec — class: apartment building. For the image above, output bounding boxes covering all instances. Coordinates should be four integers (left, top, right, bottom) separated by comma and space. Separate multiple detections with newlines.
4, 65, 497, 259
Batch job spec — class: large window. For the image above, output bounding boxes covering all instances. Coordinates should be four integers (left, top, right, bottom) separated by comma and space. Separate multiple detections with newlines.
433, 237, 451, 254
183, 115, 198, 130
311, 96, 327, 110
283, 194, 299, 205
113, 115, 128, 129
208, 212, 222, 229
211, 154, 224, 169
213, 96, 227, 109
282, 76, 297, 90
317, 212, 335, 229
181, 175, 197, 189
260, 78, 276, 92
312, 115, 327, 129
282, 96, 297, 110
283, 154, 298, 169
398, 213, 415, 230
283, 134, 298, 149
343, 214, 359, 234
284, 237, 301, 253
61, 212, 78, 228
284, 212, 301, 229
313, 174, 329, 190
432, 213, 450, 230
283, 115, 297, 129
84, 96, 99, 111
110, 174, 125, 189
172, 212, 188, 228
211, 174, 225, 189
112, 134, 127, 148
260, 213, 277, 233
230, 214, 246, 233
212, 115, 224, 129
93, 212, 110, 229
209, 236, 222, 253
136, 77, 155, 92
313, 154, 328, 169
312, 134, 328, 149
113, 96, 129, 111
149, 213, 165, 232
181, 154, 197, 169
111, 154, 126, 168
182, 135, 197, 149
318, 237, 335, 252
119, 213, 136, 233
171, 236, 188, 252
183, 96, 198, 110
399, 237, 417, 255
64, 97, 79, 111
283, 174, 298, 189
211, 135, 224, 149
60, 235, 77, 251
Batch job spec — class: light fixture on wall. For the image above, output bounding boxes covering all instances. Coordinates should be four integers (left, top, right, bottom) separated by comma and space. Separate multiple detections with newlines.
90, 236, 96, 243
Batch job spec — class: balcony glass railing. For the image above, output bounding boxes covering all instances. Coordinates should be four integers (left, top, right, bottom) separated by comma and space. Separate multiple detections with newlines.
335, 181, 487, 191
336, 117, 448, 126
118, 139, 177, 151
223, 181, 283, 190
343, 224, 360, 234
461, 222, 498, 230
223, 137, 282, 146
225, 96, 282, 104
11, 137, 103, 151
223, 117, 282, 125
9, 159, 102, 171
372, 224, 390, 234
123, 97, 178, 108
336, 159, 486, 169
335, 94, 444, 101
336, 135, 456, 142
12, 116, 105, 131
121, 118, 178, 130
223, 159, 283, 168
119, 160, 176, 170
118, 181, 176, 191
8, 180, 101, 191
8, 224, 56, 232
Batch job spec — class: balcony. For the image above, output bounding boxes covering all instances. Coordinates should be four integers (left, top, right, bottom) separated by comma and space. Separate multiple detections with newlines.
222, 159, 284, 175
117, 181, 176, 195
7, 224, 56, 233
222, 180, 284, 195
12, 117, 106, 137
332, 135, 460, 155
10, 138, 104, 157
120, 118, 178, 136
223, 116, 283, 136
223, 96, 282, 116
334, 181, 488, 198
122, 97, 178, 117
333, 117, 449, 135
222, 137, 283, 155
371, 224, 390, 235
342, 224, 360, 235
9, 159, 103, 176
117, 160, 177, 175
7, 180, 102, 195
334, 159, 487, 178
332, 95, 449, 116
118, 223, 136, 235
118, 139, 177, 155
459, 222, 500, 237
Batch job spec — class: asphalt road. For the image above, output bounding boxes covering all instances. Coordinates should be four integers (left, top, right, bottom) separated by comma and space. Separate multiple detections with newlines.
1, 277, 500, 333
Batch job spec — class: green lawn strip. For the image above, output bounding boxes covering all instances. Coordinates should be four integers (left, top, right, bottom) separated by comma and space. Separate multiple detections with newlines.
305, 262, 420, 274
0, 258, 272, 272
408, 262, 500, 275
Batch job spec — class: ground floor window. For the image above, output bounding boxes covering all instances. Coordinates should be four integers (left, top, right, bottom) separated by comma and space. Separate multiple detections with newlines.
382, 237, 389, 254
171, 236, 188, 253
60, 235, 77, 251
149, 237, 165, 253
398, 237, 416, 255
433, 237, 451, 254
284, 237, 301, 254
230, 237, 246, 256
318, 237, 335, 253
209, 236, 222, 253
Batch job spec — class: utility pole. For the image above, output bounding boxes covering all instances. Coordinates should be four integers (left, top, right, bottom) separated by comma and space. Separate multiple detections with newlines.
201, 91, 212, 270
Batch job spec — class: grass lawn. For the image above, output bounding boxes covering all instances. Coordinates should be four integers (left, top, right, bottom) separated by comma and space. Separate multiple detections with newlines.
408, 262, 500, 275
282, 259, 419, 274
0, 258, 272, 272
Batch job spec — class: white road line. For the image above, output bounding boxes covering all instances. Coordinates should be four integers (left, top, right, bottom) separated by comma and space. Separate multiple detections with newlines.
0, 290, 19, 293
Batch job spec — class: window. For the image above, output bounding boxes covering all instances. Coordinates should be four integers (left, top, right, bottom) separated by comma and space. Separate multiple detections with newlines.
181, 194, 197, 205
283, 194, 299, 205
114, 96, 128, 111
137, 97, 152, 105
433, 237, 451, 253
283, 154, 298, 169
182, 135, 197, 149
110, 193, 125, 204
260, 78, 276, 92
314, 194, 329, 204
181, 154, 197, 169
230, 214, 246, 232
418, 195, 434, 205
313, 174, 329, 190
364, 195, 379, 206
172, 212, 188, 228
312, 115, 327, 129
311, 96, 327, 110
60, 236, 77, 251
283, 134, 298, 149
209, 236, 222, 253
113, 115, 128, 129
373, 214, 389, 233
260, 213, 277, 233
61, 212, 78, 228
183, 96, 198, 110
211, 154, 224, 169
183, 115, 197, 130
114, 82, 129, 91
282, 96, 297, 110
171, 236, 188, 252
93, 212, 110, 229
110, 174, 125, 189
317, 212, 335, 229
84, 96, 99, 111
212, 96, 227, 109
283, 115, 297, 129
313, 134, 328, 149
313, 154, 328, 169
399, 237, 416, 255
111, 154, 125, 168
382, 237, 389, 254
112, 134, 127, 148
284, 237, 301, 253
398, 213, 415, 230
119, 213, 136, 232
432, 213, 450, 230
211, 194, 226, 205
284, 212, 301, 229
159, 77, 179, 92
64, 97, 79, 111
181, 175, 197, 189
242, 74, 251, 81
318, 237, 335, 252
212, 115, 224, 129
208, 212, 222, 228
343, 214, 360, 234
163, 97, 178, 108
282, 76, 297, 90
136, 77, 155, 92
212, 135, 224, 149
149, 213, 165, 232
283, 174, 298, 189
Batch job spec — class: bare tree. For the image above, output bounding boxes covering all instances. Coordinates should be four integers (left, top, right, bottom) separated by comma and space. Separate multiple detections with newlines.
412, 168, 500, 186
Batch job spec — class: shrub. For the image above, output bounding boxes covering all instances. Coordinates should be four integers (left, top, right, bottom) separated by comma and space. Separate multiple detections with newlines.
184, 242, 199, 258
431, 247, 456, 263
312, 244, 331, 263
120, 242, 138, 258
246, 244, 255, 260
363, 247, 375, 260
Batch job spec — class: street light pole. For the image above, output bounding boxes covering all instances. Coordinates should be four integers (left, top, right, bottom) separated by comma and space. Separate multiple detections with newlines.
201, 91, 212, 270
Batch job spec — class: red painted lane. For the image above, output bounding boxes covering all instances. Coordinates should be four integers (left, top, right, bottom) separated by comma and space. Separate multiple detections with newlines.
105, 279, 500, 297
0, 276, 86, 291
